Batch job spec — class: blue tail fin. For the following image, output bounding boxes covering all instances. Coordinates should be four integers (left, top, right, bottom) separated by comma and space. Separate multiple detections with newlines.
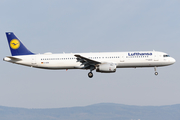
6, 32, 34, 56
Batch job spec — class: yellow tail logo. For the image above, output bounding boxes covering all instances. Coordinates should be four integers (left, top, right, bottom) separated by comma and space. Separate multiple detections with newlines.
10, 39, 20, 49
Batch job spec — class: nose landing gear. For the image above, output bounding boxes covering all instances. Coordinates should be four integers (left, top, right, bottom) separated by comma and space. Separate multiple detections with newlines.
154, 66, 158, 76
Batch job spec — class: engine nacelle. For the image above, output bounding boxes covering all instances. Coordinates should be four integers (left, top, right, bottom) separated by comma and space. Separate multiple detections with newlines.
96, 63, 116, 73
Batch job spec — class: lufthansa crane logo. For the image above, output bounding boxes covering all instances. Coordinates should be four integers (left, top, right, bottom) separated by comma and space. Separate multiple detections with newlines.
10, 39, 20, 49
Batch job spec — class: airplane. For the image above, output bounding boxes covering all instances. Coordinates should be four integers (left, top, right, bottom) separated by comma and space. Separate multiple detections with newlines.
3, 32, 176, 78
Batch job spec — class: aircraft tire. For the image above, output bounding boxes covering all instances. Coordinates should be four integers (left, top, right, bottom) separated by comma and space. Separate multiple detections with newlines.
88, 72, 93, 78
155, 72, 158, 76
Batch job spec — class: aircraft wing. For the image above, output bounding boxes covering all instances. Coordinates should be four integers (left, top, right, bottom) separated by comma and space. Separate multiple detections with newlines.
74, 54, 101, 69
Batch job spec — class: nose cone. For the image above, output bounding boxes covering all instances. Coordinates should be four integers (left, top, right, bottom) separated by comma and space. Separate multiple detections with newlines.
171, 57, 176, 64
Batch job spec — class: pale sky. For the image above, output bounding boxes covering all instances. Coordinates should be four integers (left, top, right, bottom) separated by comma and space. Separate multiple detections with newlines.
0, 0, 180, 108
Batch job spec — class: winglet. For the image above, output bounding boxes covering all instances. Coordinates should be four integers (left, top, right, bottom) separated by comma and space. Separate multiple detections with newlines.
6, 32, 34, 56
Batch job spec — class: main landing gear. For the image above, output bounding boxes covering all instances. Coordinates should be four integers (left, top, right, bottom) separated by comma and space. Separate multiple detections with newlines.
88, 66, 95, 78
154, 66, 158, 76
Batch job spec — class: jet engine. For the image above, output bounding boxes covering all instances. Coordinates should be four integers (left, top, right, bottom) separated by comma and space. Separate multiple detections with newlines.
96, 63, 116, 73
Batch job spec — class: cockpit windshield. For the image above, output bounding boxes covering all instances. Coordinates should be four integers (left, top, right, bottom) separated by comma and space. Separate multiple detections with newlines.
163, 55, 170, 57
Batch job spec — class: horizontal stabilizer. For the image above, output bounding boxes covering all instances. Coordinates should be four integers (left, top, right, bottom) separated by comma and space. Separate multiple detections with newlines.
3, 56, 22, 61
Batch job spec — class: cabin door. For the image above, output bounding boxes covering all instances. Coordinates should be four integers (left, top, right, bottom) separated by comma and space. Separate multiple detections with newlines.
120, 54, 125, 62
31, 56, 37, 66
154, 53, 159, 61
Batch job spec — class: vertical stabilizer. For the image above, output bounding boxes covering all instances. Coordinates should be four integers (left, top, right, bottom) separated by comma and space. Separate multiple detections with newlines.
6, 32, 34, 56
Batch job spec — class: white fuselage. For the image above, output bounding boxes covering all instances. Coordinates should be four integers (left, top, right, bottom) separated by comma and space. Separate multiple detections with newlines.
4, 51, 176, 70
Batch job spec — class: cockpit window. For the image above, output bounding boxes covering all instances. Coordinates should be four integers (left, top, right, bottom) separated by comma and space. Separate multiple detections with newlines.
163, 55, 170, 57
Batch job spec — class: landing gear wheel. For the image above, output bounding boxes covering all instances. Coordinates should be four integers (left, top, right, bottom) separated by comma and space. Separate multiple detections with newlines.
88, 72, 93, 78
155, 72, 158, 76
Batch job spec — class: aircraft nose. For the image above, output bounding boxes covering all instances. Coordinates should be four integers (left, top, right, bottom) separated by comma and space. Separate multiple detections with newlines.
171, 57, 176, 64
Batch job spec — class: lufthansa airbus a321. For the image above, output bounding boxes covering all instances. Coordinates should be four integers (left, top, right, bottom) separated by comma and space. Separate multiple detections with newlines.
3, 32, 176, 78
